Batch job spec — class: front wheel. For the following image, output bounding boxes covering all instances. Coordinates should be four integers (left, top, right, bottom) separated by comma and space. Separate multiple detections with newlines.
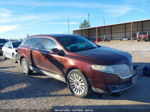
21, 58, 32, 75
137, 39, 140, 42
12, 54, 17, 63
67, 69, 91, 98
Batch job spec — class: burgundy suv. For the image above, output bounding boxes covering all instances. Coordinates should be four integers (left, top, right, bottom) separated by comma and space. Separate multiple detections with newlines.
18, 34, 137, 97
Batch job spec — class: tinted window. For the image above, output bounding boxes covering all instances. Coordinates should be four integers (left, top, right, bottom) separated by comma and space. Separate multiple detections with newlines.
139, 32, 147, 35
23, 39, 31, 47
43, 38, 57, 51
30, 38, 43, 49
4, 42, 9, 47
12, 42, 21, 48
7, 42, 12, 48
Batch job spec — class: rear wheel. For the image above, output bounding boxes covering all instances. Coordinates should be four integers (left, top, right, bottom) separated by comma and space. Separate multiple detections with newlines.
67, 69, 91, 98
2, 52, 6, 60
21, 58, 32, 75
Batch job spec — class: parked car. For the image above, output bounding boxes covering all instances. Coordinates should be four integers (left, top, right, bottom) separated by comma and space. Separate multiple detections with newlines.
137, 31, 150, 41
18, 34, 137, 98
2, 41, 22, 62
0, 39, 8, 55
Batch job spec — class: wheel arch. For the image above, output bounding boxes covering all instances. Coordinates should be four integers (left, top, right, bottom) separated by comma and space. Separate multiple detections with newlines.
64, 67, 92, 87
12, 52, 14, 56
19, 56, 25, 64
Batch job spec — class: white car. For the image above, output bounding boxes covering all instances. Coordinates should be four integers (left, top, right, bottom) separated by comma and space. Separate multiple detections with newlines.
2, 41, 22, 62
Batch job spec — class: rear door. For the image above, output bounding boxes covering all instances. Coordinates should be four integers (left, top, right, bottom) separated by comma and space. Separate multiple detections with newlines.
19, 38, 32, 65
29, 37, 44, 69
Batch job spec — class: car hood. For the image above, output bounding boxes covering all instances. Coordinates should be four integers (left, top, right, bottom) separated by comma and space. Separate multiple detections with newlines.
76, 46, 131, 65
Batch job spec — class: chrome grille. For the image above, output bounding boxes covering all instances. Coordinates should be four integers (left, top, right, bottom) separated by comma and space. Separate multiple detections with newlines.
112, 64, 133, 79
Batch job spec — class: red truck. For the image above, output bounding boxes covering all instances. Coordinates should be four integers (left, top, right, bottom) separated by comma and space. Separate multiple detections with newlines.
137, 31, 150, 41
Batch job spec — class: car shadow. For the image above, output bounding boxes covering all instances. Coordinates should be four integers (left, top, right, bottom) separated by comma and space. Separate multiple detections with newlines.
0, 66, 16, 69
0, 70, 70, 100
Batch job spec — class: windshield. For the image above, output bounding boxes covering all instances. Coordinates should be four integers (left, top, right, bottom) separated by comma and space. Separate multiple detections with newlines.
56, 35, 98, 52
12, 42, 21, 48
139, 32, 147, 35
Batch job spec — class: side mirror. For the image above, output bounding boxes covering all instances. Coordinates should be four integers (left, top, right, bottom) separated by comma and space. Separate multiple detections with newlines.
51, 48, 65, 56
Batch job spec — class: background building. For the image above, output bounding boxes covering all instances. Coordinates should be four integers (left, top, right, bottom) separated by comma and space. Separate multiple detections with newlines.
73, 19, 150, 41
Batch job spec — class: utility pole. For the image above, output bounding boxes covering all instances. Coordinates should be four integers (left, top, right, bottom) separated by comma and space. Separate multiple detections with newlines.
88, 13, 90, 23
131, 22, 133, 42
67, 17, 70, 33
103, 17, 105, 26
103, 17, 106, 41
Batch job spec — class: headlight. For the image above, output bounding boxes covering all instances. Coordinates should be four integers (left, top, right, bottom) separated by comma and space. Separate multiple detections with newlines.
91, 65, 115, 74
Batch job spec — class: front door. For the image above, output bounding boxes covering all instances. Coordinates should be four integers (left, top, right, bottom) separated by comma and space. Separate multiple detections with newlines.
41, 38, 64, 76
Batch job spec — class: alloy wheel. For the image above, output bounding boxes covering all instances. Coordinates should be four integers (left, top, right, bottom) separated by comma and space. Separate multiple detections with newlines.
69, 73, 85, 95
21, 59, 28, 74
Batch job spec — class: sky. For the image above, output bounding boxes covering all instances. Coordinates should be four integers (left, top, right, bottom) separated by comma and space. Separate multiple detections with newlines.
0, 0, 149, 39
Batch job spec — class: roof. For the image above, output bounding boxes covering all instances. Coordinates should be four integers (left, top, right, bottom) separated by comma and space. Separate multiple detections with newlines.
74, 19, 150, 31
27, 34, 78, 38
48, 34, 77, 38
9, 40, 22, 43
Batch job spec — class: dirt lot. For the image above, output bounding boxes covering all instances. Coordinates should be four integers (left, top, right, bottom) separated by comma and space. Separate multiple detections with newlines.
98, 40, 150, 62
0, 40, 150, 112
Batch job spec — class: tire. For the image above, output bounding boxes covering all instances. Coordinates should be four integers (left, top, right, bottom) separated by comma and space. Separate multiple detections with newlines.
21, 58, 32, 75
67, 69, 91, 98
12, 54, 17, 63
149, 37, 150, 41
2, 52, 6, 60
143, 66, 150, 76
137, 39, 140, 42
144, 39, 148, 42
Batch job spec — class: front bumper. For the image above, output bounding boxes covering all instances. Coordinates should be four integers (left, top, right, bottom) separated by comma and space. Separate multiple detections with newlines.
107, 74, 137, 93
90, 70, 137, 93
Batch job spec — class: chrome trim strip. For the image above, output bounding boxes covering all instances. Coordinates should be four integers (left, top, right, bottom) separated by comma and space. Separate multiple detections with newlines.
92, 87, 105, 93
29, 66, 66, 83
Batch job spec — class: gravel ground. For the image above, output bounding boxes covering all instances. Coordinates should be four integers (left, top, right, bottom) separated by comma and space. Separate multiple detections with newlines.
98, 40, 150, 65
0, 41, 150, 112
98, 40, 150, 52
